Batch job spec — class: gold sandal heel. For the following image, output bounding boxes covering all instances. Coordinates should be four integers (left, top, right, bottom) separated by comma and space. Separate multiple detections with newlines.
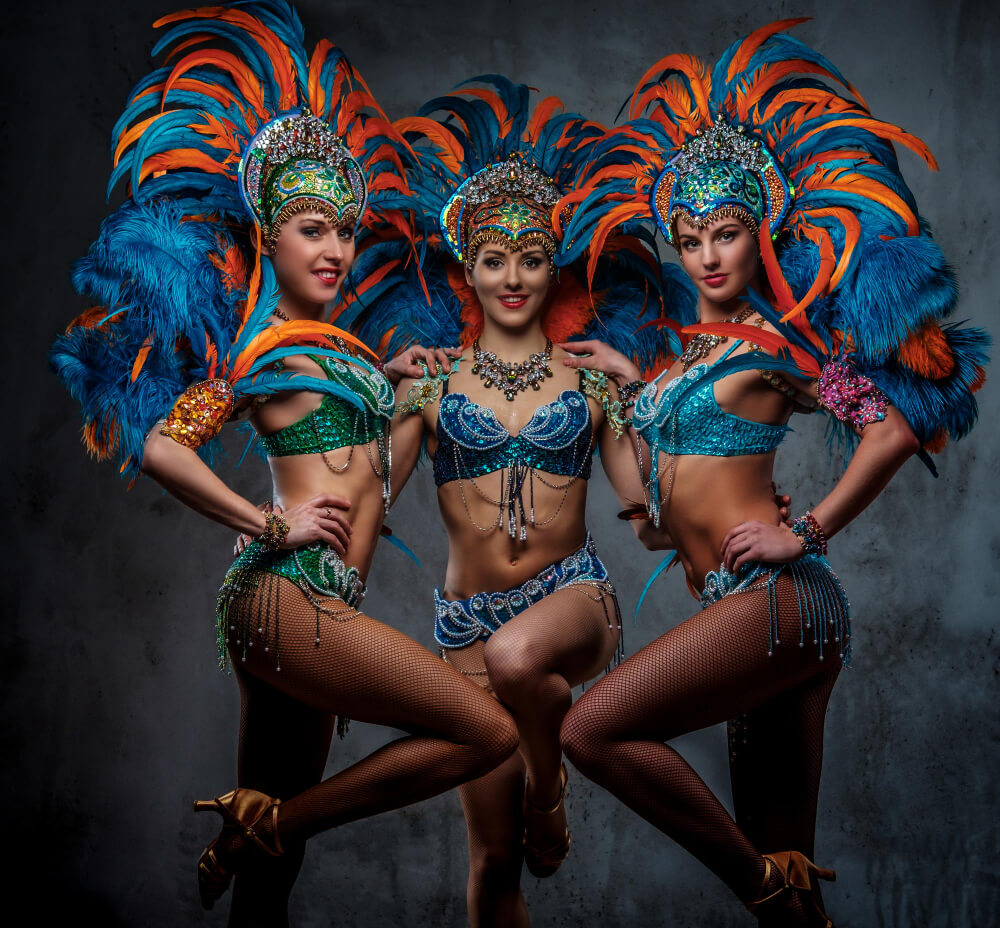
193, 788, 283, 910
522, 763, 571, 879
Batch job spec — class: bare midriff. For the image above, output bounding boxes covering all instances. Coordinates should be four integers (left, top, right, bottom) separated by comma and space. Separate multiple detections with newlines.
436, 474, 590, 597
252, 384, 386, 580
659, 451, 781, 592
427, 358, 600, 600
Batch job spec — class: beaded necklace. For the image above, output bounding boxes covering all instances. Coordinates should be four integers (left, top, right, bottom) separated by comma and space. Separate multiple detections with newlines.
472, 337, 554, 401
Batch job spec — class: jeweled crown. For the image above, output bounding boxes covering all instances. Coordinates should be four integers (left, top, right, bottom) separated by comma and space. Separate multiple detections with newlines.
238, 106, 367, 238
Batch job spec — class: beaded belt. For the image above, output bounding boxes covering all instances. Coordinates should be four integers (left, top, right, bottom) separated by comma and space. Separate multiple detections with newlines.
700, 554, 851, 663
434, 534, 613, 649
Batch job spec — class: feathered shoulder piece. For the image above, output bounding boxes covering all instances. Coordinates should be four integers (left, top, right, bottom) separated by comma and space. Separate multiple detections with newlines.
51, 0, 415, 478
567, 19, 987, 458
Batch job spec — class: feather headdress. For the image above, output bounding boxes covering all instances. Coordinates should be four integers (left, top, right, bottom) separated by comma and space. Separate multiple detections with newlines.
566, 19, 987, 456
51, 0, 415, 477
341, 75, 673, 368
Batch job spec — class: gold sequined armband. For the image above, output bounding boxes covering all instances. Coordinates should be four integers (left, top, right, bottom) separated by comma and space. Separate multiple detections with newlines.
159, 379, 236, 449
581, 369, 625, 439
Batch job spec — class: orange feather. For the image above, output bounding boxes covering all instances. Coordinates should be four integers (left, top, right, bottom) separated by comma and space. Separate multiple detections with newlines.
163, 50, 266, 117
454, 87, 511, 137
897, 322, 955, 379
137, 149, 232, 186
630, 54, 710, 122
586, 204, 649, 287
682, 322, 822, 377
779, 223, 835, 322
806, 167, 919, 235
794, 118, 938, 170
804, 207, 860, 290
725, 18, 811, 83
394, 117, 463, 173
130, 336, 154, 382
526, 96, 565, 145
758, 220, 794, 311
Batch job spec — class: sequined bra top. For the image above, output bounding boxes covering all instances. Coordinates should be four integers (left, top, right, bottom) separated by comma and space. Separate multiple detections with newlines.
632, 341, 789, 457
258, 354, 394, 457
433, 373, 595, 487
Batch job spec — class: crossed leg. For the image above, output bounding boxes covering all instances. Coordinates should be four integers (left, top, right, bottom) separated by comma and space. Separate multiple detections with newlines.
208, 577, 519, 926
560, 575, 842, 921
447, 585, 621, 926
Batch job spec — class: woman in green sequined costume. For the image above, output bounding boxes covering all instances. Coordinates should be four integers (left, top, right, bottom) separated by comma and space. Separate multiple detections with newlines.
53, 6, 519, 925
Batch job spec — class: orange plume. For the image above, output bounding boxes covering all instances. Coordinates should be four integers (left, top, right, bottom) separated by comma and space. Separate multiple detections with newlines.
725, 18, 811, 83
526, 96, 565, 145
394, 117, 464, 174
897, 322, 955, 379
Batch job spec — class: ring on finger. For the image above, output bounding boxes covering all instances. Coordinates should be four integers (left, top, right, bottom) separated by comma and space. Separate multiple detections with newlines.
325, 507, 332, 518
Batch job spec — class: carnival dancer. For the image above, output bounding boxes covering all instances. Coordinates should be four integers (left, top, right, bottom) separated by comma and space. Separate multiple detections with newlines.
50, 3, 518, 923
341, 74, 757, 927
555, 20, 988, 926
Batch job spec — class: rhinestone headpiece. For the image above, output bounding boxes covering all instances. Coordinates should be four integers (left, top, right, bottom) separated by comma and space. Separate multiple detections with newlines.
651, 118, 792, 247
238, 107, 367, 245
440, 153, 563, 268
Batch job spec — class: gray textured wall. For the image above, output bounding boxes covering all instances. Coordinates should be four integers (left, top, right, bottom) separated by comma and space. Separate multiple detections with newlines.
4, 0, 997, 925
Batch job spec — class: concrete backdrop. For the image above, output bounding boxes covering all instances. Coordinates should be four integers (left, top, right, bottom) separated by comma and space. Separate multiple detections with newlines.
3, 0, 997, 924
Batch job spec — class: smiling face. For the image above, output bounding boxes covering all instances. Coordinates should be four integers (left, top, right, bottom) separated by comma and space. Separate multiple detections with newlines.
268, 210, 356, 309
465, 243, 552, 332
675, 213, 760, 307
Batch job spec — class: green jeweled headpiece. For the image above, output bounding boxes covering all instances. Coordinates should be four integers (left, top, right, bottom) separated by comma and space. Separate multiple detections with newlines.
651, 119, 792, 247
238, 107, 367, 244
440, 153, 563, 269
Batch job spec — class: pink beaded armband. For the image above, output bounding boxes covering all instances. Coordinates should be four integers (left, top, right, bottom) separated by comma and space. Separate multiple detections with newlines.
791, 511, 828, 556
816, 361, 888, 431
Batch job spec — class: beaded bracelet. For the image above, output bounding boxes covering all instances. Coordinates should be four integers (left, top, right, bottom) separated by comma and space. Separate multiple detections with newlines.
258, 511, 290, 550
790, 511, 828, 556
616, 379, 646, 409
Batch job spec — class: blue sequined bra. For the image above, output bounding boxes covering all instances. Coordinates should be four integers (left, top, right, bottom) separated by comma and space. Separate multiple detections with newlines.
433, 375, 594, 486
432, 372, 595, 540
633, 341, 789, 524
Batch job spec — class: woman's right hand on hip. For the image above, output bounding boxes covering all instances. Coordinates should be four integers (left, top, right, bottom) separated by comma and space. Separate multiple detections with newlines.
279, 494, 353, 553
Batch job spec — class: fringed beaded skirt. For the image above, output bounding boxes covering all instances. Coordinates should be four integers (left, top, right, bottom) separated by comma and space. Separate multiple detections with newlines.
700, 554, 851, 664
217, 540, 366, 671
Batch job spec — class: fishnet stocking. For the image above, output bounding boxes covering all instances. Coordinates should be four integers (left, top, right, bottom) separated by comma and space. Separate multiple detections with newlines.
560, 573, 841, 923
209, 574, 519, 924
445, 584, 621, 925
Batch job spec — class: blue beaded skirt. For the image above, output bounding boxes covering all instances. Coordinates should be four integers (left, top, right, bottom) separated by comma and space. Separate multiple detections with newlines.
700, 554, 851, 664
434, 534, 615, 649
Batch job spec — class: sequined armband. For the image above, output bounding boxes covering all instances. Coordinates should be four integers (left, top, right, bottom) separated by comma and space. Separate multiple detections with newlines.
398, 363, 451, 416
581, 369, 625, 439
791, 511, 828, 556
159, 379, 235, 449
816, 361, 888, 431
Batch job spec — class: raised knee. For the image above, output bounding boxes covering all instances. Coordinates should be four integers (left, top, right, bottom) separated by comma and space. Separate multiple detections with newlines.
486, 713, 520, 766
483, 638, 551, 707
559, 703, 608, 774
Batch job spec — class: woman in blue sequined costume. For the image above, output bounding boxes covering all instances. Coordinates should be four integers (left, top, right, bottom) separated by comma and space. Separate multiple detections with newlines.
50, 5, 519, 923
556, 21, 987, 926
341, 77, 670, 926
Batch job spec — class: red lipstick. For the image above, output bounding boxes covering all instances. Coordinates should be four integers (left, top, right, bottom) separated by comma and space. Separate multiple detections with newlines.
703, 274, 728, 288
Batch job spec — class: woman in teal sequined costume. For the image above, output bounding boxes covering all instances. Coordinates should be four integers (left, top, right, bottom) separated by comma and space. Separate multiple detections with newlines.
556, 22, 987, 926
51, 5, 517, 924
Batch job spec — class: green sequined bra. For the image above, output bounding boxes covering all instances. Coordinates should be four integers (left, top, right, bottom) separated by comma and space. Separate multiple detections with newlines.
257, 354, 393, 456
257, 352, 394, 512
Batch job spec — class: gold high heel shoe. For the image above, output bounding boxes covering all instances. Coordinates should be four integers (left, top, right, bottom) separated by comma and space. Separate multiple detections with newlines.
193, 788, 284, 910
522, 763, 571, 879
747, 850, 836, 927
